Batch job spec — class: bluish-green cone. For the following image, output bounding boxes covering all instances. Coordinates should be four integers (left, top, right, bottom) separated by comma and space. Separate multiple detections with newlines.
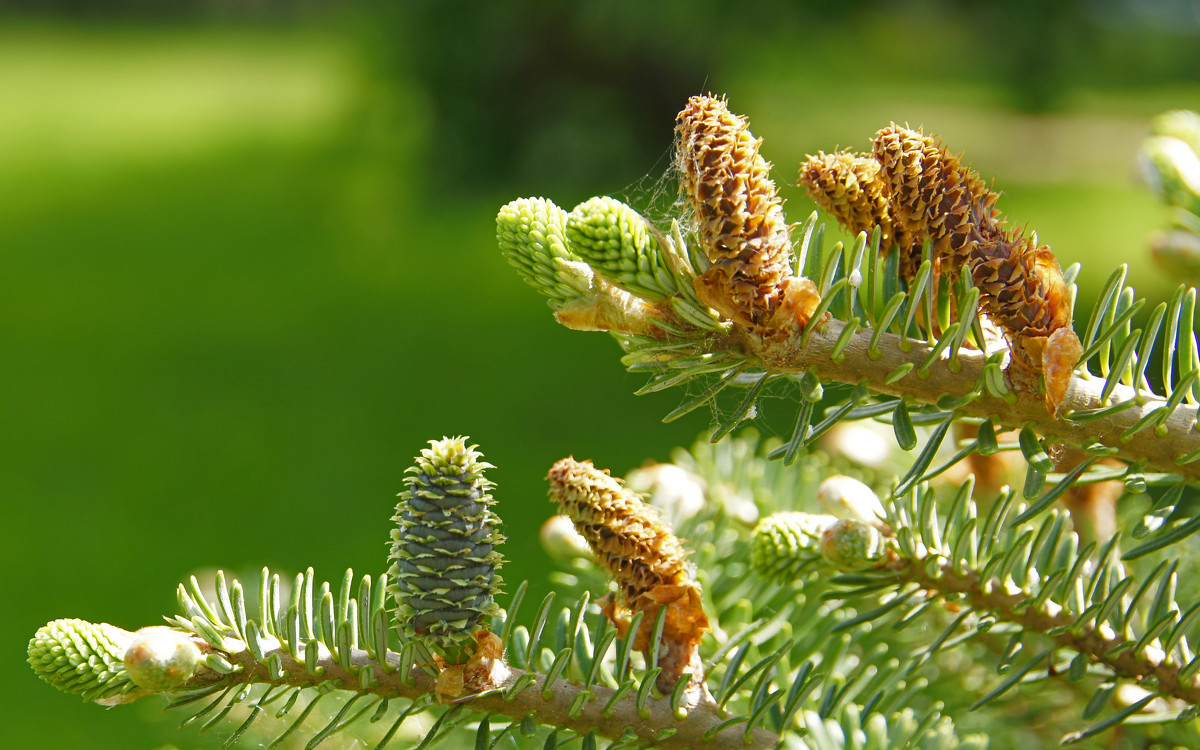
388, 437, 505, 661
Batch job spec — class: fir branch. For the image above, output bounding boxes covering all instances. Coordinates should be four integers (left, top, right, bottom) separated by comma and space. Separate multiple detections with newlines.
896, 561, 1200, 705
753, 492, 1200, 738
741, 315, 1200, 480
497, 98, 1200, 482
33, 616, 778, 750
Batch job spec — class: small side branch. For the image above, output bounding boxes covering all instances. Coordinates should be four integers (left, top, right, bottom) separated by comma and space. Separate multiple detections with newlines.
903, 561, 1200, 705
773, 317, 1200, 480
217, 640, 779, 750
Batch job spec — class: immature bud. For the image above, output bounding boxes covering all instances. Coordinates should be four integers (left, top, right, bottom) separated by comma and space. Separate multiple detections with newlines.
28, 619, 139, 703
624, 461, 708, 527
819, 519, 890, 571
566, 196, 678, 300
1137, 136, 1200, 216
816, 474, 887, 525
547, 457, 709, 698
1150, 229, 1200, 284
388, 437, 505, 662
820, 421, 895, 469
1152, 109, 1200, 155
751, 512, 839, 581
123, 626, 202, 692
539, 514, 593, 562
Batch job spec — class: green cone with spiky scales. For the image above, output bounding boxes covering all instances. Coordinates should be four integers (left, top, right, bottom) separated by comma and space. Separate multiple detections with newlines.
750, 512, 837, 581
28, 619, 139, 703
566, 196, 678, 300
498, 197, 593, 308
388, 437, 505, 663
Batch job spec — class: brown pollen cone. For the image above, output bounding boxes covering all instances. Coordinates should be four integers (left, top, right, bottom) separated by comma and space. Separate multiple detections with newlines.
800, 150, 922, 280
675, 95, 819, 331
871, 124, 1079, 411
547, 457, 710, 698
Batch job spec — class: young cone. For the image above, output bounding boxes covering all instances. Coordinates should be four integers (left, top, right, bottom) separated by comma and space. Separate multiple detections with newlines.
547, 457, 710, 699
675, 95, 820, 331
389, 437, 505, 664
28, 619, 141, 705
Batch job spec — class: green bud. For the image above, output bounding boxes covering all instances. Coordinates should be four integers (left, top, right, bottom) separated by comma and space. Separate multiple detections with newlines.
751, 511, 838, 580
566, 196, 678, 300
123, 627, 202, 691
819, 519, 889, 571
1137, 136, 1200, 216
624, 462, 710, 526
539, 514, 593, 562
1150, 229, 1200, 284
1152, 109, 1200, 155
816, 474, 887, 525
388, 437, 505, 662
28, 619, 139, 703
497, 198, 592, 307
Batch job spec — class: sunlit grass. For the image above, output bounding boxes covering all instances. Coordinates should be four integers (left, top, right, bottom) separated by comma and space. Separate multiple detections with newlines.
0, 25, 357, 176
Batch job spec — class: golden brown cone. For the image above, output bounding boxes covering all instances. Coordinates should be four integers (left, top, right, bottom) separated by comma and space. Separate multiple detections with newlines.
676, 95, 802, 328
870, 124, 1076, 386
799, 150, 922, 280
547, 457, 709, 696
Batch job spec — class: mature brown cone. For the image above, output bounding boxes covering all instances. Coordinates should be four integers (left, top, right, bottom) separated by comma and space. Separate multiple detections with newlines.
547, 457, 709, 697
799, 150, 921, 280
872, 125, 1001, 270
675, 95, 817, 330
871, 124, 1078, 408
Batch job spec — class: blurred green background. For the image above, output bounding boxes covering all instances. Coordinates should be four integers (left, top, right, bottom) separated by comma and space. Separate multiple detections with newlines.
4, 1, 1198, 747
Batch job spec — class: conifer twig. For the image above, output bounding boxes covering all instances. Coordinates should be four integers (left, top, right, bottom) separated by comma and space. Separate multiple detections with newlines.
899, 562, 1200, 705
760, 316, 1200, 479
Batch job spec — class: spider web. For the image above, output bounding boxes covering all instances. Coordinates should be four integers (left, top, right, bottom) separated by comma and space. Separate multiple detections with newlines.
602, 136, 816, 442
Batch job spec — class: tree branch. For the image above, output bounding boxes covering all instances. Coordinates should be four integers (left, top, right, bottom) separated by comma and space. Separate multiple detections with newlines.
212, 636, 779, 750
752, 316, 1200, 480
901, 560, 1200, 705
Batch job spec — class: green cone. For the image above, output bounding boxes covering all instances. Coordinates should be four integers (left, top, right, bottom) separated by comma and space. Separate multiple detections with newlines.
28, 619, 138, 702
566, 196, 677, 300
388, 437, 505, 662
